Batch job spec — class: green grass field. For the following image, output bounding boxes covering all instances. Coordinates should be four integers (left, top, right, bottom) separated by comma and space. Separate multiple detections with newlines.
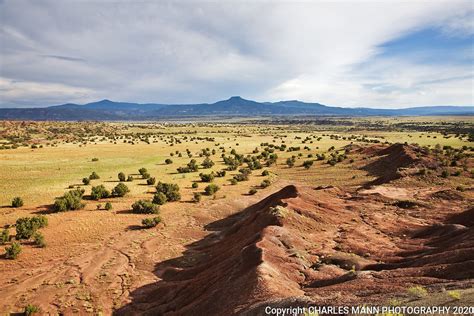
1, 118, 472, 207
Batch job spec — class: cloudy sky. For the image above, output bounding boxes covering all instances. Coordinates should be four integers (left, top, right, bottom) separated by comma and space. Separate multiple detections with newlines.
0, 0, 473, 108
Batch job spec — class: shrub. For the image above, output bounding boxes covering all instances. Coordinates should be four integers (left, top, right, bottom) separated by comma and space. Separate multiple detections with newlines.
204, 184, 220, 196
112, 183, 130, 197
165, 159, 173, 164
447, 290, 461, 300
127, 175, 134, 182
302, 160, 314, 169
5, 242, 21, 259
15, 216, 48, 240
440, 170, 449, 178
193, 192, 202, 203
248, 188, 258, 195
91, 157, 99, 162
177, 159, 199, 173
192, 182, 199, 189
230, 178, 238, 185
105, 202, 113, 211
53, 188, 85, 212
82, 177, 90, 185
89, 171, 100, 180
156, 182, 181, 201
138, 167, 148, 176
147, 177, 156, 185
152, 192, 168, 205
24, 304, 40, 315
142, 172, 151, 179
262, 170, 269, 176
286, 157, 295, 167
96, 204, 102, 210
91, 185, 110, 200
131, 200, 159, 214
1, 228, 9, 245
199, 172, 215, 182
33, 232, 46, 248
11, 197, 24, 208
216, 170, 226, 177
142, 217, 162, 228
201, 157, 215, 168
261, 179, 271, 188
407, 286, 428, 298
118, 172, 126, 182
452, 170, 461, 176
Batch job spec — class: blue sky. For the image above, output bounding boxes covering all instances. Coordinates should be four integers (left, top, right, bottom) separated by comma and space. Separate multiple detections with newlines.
0, 0, 473, 108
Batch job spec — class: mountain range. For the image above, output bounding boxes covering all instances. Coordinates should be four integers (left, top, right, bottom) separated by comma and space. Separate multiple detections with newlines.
0, 96, 472, 120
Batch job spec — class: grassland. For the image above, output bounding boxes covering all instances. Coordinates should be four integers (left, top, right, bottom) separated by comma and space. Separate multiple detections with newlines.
1, 117, 472, 207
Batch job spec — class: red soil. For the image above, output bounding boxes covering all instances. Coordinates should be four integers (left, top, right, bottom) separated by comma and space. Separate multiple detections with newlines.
360, 143, 439, 185
116, 182, 473, 315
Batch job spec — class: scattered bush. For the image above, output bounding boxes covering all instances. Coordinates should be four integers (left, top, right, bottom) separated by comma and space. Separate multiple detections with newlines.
152, 192, 168, 205
156, 182, 181, 201
91, 157, 99, 162
23, 304, 40, 315
105, 202, 113, 210
447, 290, 461, 301
192, 182, 199, 189
82, 177, 90, 185
177, 159, 199, 173
11, 197, 24, 208
230, 178, 238, 185
33, 232, 46, 248
199, 172, 215, 182
248, 188, 258, 195
53, 188, 85, 212
118, 172, 126, 182
131, 200, 159, 214
261, 179, 271, 188
15, 216, 48, 240
89, 171, 100, 180
1, 228, 9, 245
215, 170, 226, 177
138, 167, 148, 177
407, 286, 428, 299
165, 158, 173, 164
127, 175, 134, 182
302, 160, 314, 169
91, 185, 111, 200
112, 183, 130, 197
147, 177, 156, 185
286, 157, 295, 167
142, 217, 161, 228
5, 242, 21, 259
201, 157, 215, 168
440, 170, 449, 178
204, 184, 220, 196
193, 192, 202, 203
262, 170, 269, 176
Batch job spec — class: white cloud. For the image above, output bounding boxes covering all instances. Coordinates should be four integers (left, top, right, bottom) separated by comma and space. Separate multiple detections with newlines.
0, 0, 472, 107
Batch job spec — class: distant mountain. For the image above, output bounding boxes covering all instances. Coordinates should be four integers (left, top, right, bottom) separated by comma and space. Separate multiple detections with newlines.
0, 96, 472, 120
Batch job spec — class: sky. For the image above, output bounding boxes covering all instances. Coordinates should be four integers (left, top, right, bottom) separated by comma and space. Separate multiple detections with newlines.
0, 0, 473, 108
